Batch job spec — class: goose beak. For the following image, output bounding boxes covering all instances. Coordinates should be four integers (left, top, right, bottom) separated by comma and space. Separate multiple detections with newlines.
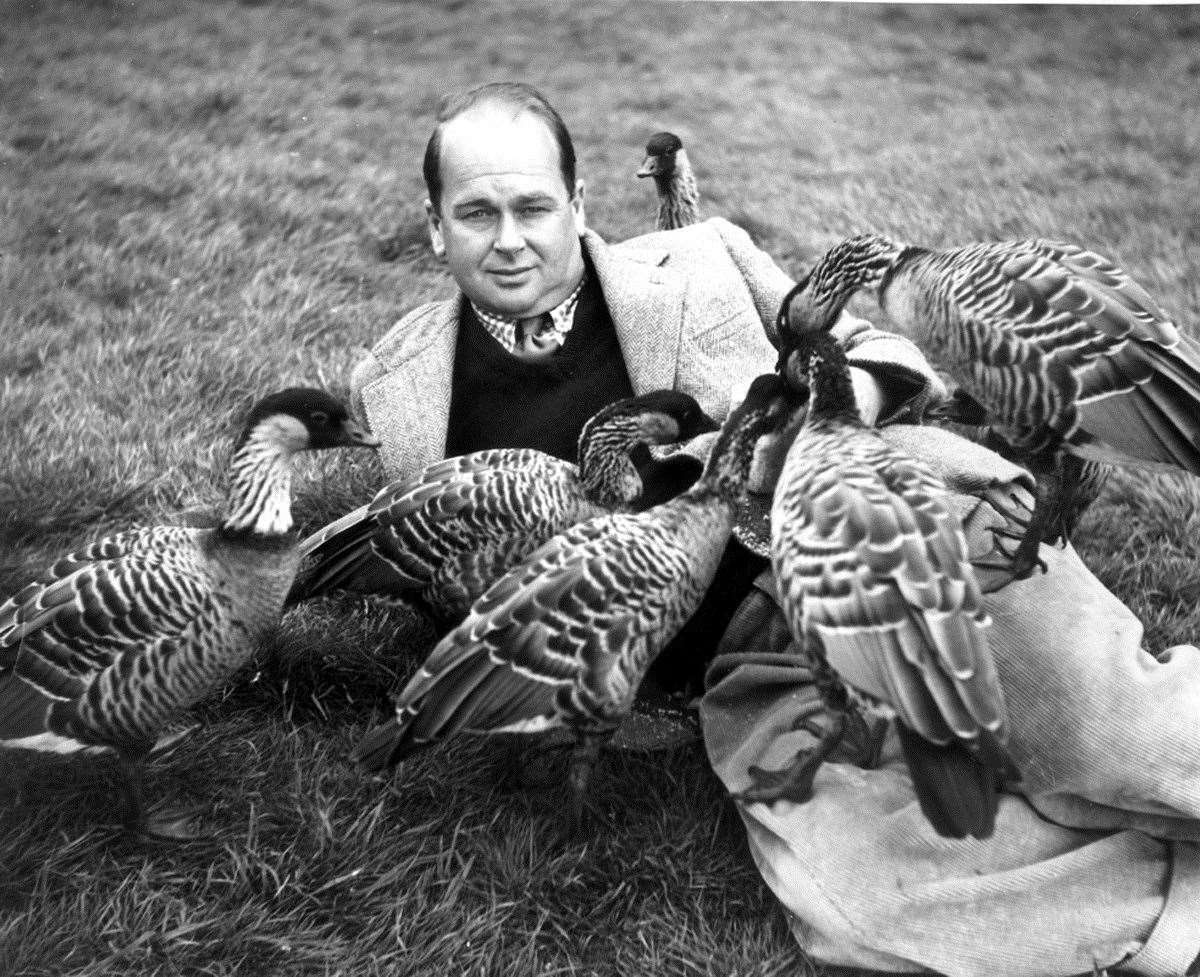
339, 418, 381, 449
636, 156, 659, 178
694, 408, 721, 435
779, 349, 812, 398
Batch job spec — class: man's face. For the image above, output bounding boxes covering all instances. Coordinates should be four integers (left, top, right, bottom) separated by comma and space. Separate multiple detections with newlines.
426, 106, 586, 318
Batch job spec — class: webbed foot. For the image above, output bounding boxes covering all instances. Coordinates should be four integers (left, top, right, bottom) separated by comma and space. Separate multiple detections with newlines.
734, 714, 846, 806
973, 526, 1048, 593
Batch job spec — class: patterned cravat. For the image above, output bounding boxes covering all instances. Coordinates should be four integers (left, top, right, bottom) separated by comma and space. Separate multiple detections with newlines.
513, 313, 559, 360
470, 271, 586, 357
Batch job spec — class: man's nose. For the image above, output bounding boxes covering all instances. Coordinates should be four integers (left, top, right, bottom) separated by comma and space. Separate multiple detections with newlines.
493, 212, 525, 254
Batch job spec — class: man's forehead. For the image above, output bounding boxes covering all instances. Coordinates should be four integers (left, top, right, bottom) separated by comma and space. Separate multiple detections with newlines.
439, 106, 565, 190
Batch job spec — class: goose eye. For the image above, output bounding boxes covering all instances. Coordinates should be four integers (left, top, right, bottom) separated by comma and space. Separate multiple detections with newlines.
311, 411, 329, 426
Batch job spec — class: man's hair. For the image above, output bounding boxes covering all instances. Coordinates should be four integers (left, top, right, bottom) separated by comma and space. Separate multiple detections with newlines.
422, 82, 577, 214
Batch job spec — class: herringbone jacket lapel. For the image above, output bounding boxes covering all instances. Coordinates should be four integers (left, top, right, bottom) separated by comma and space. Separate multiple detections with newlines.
583, 229, 684, 397
357, 296, 461, 483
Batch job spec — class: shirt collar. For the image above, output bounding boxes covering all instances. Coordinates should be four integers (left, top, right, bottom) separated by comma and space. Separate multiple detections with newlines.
469, 270, 587, 354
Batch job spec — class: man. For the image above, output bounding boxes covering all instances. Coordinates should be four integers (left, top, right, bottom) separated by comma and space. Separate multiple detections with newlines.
351, 83, 1200, 976
349, 80, 935, 695
350, 83, 936, 483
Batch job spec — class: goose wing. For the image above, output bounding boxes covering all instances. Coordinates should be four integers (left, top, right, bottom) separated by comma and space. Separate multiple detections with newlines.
4, 527, 204, 599
407, 447, 562, 484
291, 449, 568, 601
772, 430, 1003, 747
1, 537, 213, 682
356, 511, 694, 769
370, 460, 589, 595
937, 240, 1200, 469
0, 532, 218, 745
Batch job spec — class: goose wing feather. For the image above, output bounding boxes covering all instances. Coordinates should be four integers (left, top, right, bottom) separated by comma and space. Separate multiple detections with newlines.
772, 428, 1002, 746
2, 527, 203, 612
0, 540, 214, 692
371, 461, 588, 590
947, 240, 1176, 351
906, 239, 1200, 470
0, 533, 225, 751
381, 510, 696, 756
291, 450, 571, 601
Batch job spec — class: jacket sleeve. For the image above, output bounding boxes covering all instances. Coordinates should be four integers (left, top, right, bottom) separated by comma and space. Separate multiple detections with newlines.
712, 217, 946, 423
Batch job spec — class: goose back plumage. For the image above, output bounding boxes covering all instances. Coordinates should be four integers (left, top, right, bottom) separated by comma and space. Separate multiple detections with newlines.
290, 391, 718, 620
356, 374, 797, 774
781, 234, 1200, 576
772, 425, 1004, 747
0, 533, 295, 755
770, 332, 1012, 838
0, 388, 377, 836
366, 499, 720, 762
803, 234, 1200, 472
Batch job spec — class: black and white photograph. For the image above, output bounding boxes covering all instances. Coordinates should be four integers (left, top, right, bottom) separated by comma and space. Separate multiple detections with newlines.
2, 2, 1200, 974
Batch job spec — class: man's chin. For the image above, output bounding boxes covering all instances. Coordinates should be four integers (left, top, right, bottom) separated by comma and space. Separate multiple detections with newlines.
472, 287, 540, 318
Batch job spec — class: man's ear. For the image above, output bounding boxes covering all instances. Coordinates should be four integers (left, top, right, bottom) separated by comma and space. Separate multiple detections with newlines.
425, 198, 446, 260
570, 179, 586, 235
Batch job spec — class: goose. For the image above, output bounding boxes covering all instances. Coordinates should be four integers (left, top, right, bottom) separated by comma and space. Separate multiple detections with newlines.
288, 390, 717, 623
0, 389, 379, 840
636, 131, 701, 231
778, 233, 1200, 582
355, 374, 800, 831
932, 389, 1112, 545
741, 326, 1015, 839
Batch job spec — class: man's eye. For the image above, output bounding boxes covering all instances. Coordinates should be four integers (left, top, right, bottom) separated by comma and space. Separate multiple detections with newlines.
461, 210, 489, 221
520, 205, 551, 217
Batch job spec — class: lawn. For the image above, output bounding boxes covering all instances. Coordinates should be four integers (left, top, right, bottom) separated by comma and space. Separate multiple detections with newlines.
2, 2, 1199, 975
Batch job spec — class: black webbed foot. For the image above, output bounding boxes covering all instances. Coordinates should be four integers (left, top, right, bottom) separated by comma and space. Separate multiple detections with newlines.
734, 714, 847, 806
973, 526, 1048, 593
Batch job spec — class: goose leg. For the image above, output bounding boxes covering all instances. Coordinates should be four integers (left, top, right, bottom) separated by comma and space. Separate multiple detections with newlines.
497, 734, 572, 792
972, 451, 1061, 590
737, 712, 847, 805
735, 650, 859, 805
564, 733, 608, 839
1008, 449, 1066, 577
117, 755, 207, 844
973, 525, 1048, 594
1043, 454, 1087, 545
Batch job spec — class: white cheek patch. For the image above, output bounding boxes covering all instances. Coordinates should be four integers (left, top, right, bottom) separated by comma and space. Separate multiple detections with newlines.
257, 414, 310, 452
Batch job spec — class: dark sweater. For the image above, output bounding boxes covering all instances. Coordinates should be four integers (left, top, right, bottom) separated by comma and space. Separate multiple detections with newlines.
444, 267, 635, 462
443, 263, 758, 695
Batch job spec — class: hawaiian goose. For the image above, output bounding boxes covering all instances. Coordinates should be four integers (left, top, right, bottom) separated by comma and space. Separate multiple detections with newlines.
637, 131, 701, 231
289, 390, 717, 623
934, 390, 1112, 544
779, 233, 1200, 581
742, 327, 1015, 839
0, 389, 378, 840
355, 374, 799, 829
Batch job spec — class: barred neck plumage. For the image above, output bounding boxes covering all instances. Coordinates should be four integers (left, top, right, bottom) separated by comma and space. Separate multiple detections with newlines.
655, 150, 701, 230
577, 415, 644, 508
793, 234, 909, 332
797, 330, 863, 430
220, 424, 298, 537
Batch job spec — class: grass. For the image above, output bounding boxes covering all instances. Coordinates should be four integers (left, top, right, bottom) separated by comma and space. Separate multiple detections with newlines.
1, 1, 1199, 974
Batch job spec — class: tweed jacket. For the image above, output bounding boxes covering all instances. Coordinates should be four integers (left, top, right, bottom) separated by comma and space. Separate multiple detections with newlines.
350, 217, 942, 482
